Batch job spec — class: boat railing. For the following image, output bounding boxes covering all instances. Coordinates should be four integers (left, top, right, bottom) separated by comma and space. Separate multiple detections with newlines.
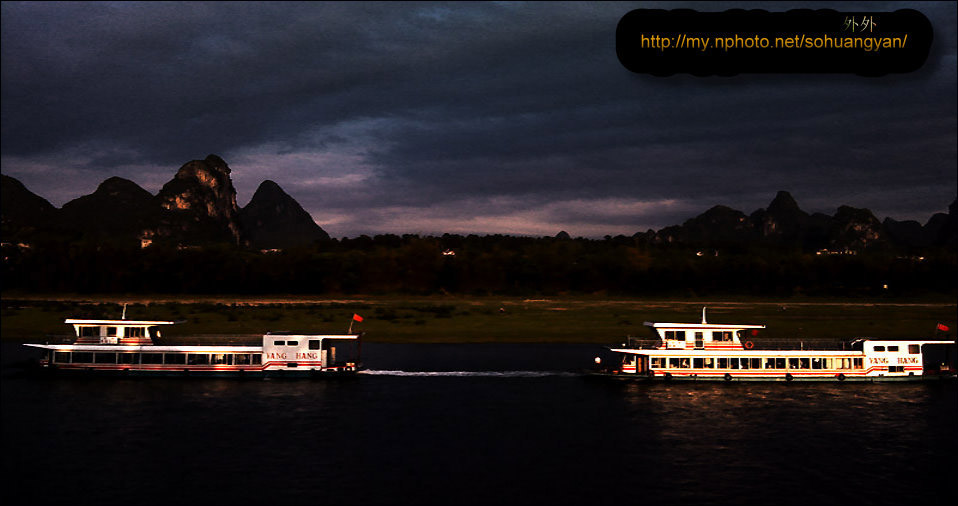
747, 339, 852, 351
623, 337, 661, 349
620, 336, 855, 351
41, 334, 263, 346
156, 334, 263, 346
44, 334, 78, 344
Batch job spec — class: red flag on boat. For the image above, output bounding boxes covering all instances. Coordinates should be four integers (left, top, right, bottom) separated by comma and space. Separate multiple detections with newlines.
937, 323, 950, 332
353, 314, 364, 322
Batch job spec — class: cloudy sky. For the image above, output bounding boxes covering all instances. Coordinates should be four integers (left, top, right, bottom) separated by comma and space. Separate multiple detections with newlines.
2, 1, 955, 238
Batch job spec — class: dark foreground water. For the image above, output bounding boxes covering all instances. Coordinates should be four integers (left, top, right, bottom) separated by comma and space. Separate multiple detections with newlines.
2, 342, 956, 505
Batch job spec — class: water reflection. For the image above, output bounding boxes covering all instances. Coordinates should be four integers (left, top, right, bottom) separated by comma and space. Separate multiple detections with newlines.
3, 342, 955, 505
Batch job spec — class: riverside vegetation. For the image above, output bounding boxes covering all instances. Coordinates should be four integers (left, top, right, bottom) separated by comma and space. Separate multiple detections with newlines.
2, 297, 954, 344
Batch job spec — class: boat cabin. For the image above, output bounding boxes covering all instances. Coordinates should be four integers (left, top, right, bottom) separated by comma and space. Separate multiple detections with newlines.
644, 308, 765, 351
261, 332, 360, 371
853, 339, 954, 375
645, 321, 766, 351
66, 319, 176, 345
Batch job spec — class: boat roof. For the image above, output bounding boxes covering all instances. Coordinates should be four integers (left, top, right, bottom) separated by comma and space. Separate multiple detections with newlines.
266, 333, 360, 340
64, 319, 177, 325
854, 339, 955, 345
644, 322, 766, 330
25, 343, 262, 352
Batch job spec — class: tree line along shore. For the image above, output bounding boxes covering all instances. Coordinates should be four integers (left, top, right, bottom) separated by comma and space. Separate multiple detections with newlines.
2, 297, 954, 344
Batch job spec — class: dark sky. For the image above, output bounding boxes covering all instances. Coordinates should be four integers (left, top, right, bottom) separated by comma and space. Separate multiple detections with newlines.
2, 1, 955, 238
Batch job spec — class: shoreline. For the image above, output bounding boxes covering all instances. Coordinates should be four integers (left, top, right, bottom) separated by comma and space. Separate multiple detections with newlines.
3, 295, 955, 344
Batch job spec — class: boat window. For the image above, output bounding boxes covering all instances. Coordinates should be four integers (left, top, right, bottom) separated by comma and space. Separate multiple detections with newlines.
251, 354, 262, 365
623, 355, 636, 366
665, 331, 686, 341
718, 357, 728, 369
117, 353, 136, 364
54, 352, 71, 363
887, 346, 899, 352
788, 358, 799, 369
750, 358, 761, 369
287, 341, 299, 346
873, 346, 885, 352
703, 357, 714, 368
738, 358, 750, 369
692, 357, 703, 368
148, 326, 160, 338
775, 358, 786, 369
106, 327, 117, 337
72, 352, 94, 363
94, 353, 117, 364
234, 354, 251, 365
211, 354, 231, 365
127, 327, 145, 338
273, 340, 285, 346
822, 358, 832, 369
668, 357, 686, 368
141, 353, 163, 364
811, 357, 823, 370
799, 358, 810, 369
164, 354, 186, 364
309, 340, 320, 350
888, 366, 904, 373
651, 357, 665, 368
729, 358, 740, 369
79, 326, 99, 337
712, 331, 733, 342
764, 358, 776, 369
908, 344, 920, 354
188, 354, 209, 365
853, 358, 863, 369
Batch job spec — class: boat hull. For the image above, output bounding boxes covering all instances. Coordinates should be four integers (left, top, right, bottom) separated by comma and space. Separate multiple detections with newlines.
22, 363, 361, 378
586, 370, 956, 382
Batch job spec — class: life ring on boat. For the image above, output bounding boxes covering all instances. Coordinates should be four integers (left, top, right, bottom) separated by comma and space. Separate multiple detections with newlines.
837, 373, 846, 381
744, 341, 754, 349
785, 373, 794, 382
724, 373, 732, 381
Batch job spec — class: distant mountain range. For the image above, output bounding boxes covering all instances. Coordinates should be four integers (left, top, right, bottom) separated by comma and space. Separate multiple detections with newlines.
633, 190, 957, 251
2, 155, 955, 251
1, 154, 329, 249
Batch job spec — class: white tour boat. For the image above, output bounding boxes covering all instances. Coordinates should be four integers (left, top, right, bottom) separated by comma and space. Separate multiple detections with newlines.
594, 308, 955, 381
24, 315, 362, 377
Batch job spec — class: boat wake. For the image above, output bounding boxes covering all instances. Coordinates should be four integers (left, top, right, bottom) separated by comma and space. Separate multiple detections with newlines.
359, 369, 581, 378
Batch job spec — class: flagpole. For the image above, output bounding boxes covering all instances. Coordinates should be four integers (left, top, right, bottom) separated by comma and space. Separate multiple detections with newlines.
348, 314, 362, 335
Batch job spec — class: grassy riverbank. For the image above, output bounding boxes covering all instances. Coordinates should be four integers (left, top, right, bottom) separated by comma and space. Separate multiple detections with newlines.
2, 295, 955, 344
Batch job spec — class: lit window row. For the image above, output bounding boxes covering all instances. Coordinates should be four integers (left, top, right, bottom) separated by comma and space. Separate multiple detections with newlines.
273, 340, 322, 350
873, 345, 920, 353
664, 330, 735, 342
77, 326, 153, 338
648, 356, 864, 370
52, 352, 262, 366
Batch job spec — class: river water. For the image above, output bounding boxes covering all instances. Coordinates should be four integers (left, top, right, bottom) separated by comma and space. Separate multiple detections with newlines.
2, 342, 955, 505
